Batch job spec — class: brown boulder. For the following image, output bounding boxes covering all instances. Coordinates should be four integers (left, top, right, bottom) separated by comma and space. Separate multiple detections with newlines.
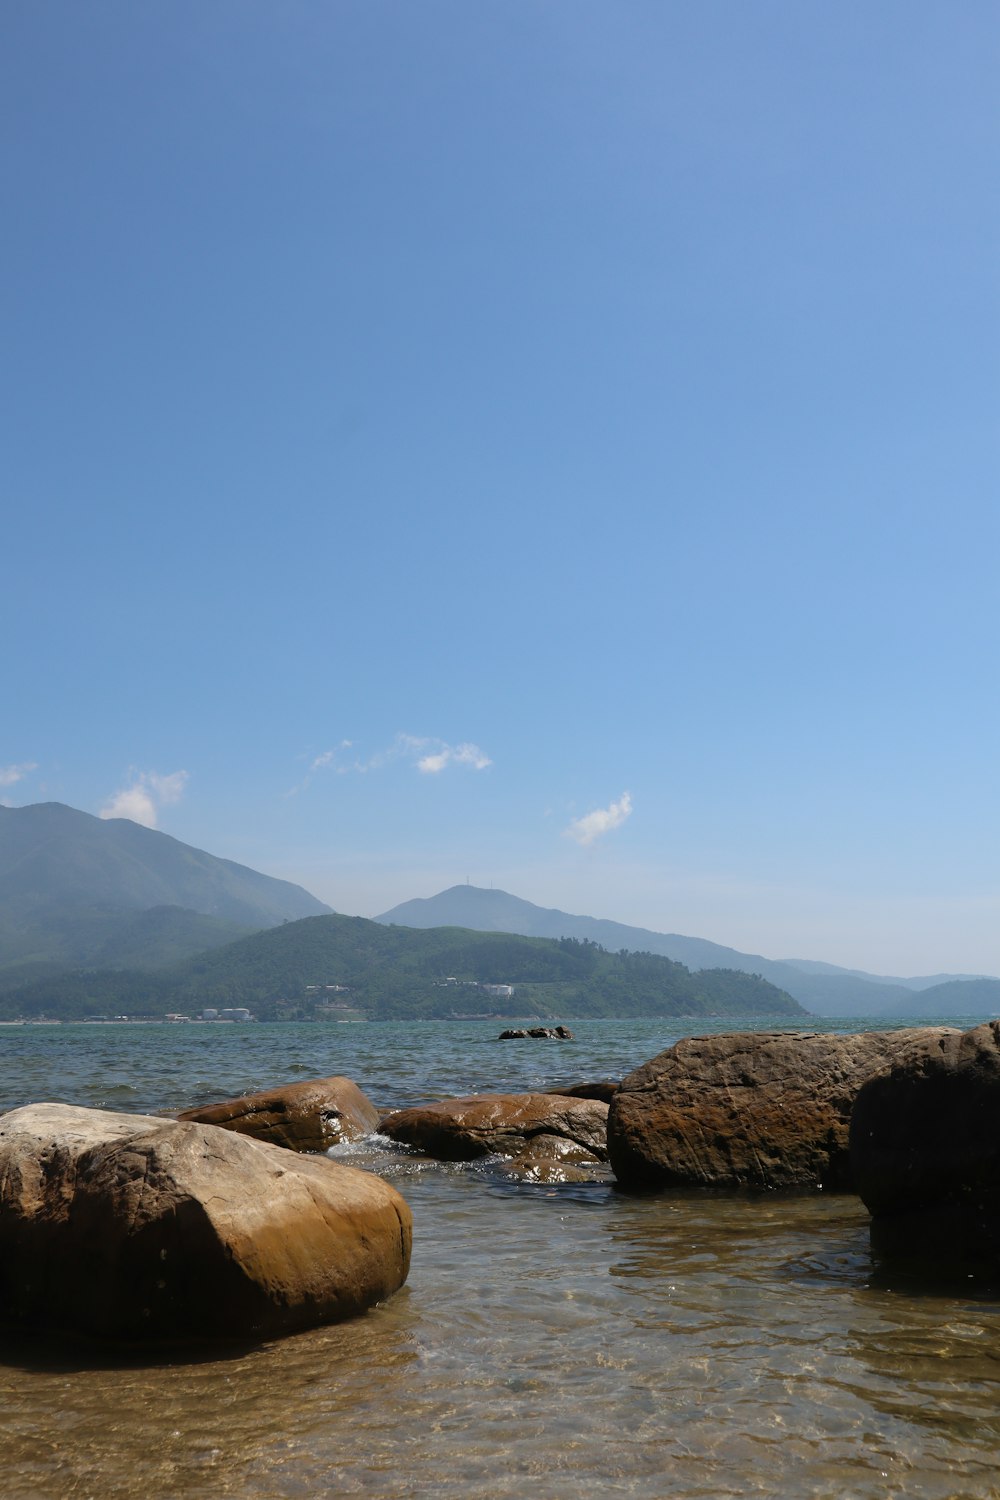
380, 1092, 609, 1161
850, 1021, 1000, 1265
177, 1075, 380, 1152
608, 1028, 958, 1192
0, 1103, 412, 1343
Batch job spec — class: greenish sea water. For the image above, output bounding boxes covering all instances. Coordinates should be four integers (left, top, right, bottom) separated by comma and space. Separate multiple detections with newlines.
2, 1015, 999, 1499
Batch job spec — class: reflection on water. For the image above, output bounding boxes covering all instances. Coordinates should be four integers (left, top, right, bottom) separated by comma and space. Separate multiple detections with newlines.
6, 1164, 1000, 1499
3, 1019, 1000, 1497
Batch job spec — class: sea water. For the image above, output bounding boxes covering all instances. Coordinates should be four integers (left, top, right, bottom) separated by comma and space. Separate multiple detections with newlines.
1, 1016, 999, 1499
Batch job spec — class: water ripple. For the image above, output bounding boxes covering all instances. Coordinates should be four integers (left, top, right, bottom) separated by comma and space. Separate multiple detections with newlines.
3, 1019, 1000, 1499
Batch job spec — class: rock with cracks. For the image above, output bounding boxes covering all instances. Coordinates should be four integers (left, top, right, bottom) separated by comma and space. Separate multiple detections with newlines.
0, 1103, 412, 1343
380, 1092, 608, 1162
608, 1028, 958, 1192
177, 1075, 380, 1152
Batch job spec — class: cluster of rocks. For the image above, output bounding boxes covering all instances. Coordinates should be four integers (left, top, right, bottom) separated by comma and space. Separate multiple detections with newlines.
3, 1020, 999, 1346
498, 1026, 573, 1040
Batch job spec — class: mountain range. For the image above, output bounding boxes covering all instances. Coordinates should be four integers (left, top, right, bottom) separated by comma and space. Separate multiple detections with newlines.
0, 802, 996, 1019
0, 801, 330, 988
377, 885, 999, 1018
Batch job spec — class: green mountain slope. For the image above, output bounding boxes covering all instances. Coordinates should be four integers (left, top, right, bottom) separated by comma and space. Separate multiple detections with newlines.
0, 905, 251, 993
1, 913, 806, 1022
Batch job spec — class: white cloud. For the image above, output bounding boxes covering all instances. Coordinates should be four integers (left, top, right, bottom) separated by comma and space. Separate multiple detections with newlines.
416, 741, 492, 774
147, 770, 187, 805
0, 761, 37, 788
100, 769, 189, 829
311, 741, 353, 773
564, 791, 633, 847
415, 751, 450, 774
101, 784, 159, 827
298, 734, 492, 785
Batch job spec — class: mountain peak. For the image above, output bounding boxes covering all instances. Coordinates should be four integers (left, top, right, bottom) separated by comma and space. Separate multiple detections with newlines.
0, 800, 332, 976
377, 884, 998, 1018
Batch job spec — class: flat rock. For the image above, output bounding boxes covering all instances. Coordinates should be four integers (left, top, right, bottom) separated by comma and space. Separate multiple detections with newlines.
177, 1075, 380, 1152
850, 1021, 1000, 1266
0, 1103, 412, 1343
380, 1093, 609, 1161
608, 1028, 958, 1192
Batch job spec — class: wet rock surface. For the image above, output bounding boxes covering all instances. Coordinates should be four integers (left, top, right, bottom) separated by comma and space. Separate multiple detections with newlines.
177, 1075, 380, 1152
498, 1026, 574, 1040
380, 1092, 609, 1162
608, 1027, 958, 1192
506, 1131, 609, 1185
0, 1102, 412, 1343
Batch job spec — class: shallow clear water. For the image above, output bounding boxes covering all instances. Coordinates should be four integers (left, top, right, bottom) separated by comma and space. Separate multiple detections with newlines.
2, 1016, 1000, 1499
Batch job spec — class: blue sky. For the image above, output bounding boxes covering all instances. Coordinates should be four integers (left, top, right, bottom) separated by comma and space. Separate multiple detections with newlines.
4, 3, 997, 974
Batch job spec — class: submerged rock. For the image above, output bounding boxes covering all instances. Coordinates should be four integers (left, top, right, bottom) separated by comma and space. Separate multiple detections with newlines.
380, 1092, 608, 1161
608, 1028, 958, 1193
506, 1131, 609, 1185
851, 1021, 1000, 1267
0, 1103, 412, 1343
177, 1075, 380, 1152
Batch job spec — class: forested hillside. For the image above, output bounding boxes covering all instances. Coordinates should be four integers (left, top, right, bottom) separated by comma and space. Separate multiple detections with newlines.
0, 913, 805, 1022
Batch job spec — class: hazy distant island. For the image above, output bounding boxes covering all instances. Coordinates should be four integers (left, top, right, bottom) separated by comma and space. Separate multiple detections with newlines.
0, 802, 996, 1024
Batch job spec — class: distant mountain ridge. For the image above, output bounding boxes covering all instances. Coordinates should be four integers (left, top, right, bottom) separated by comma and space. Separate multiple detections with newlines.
0, 801, 331, 980
4, 803, 994, 1021
377, 885, 998, 1017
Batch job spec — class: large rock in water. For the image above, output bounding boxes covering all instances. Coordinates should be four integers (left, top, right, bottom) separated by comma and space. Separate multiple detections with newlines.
177, 1075, 380, 1152
0, 1103, 412, 1343
380, 1093, 609, 1161
608, 1028, 958, 1192
850, 1021, 1000, 1265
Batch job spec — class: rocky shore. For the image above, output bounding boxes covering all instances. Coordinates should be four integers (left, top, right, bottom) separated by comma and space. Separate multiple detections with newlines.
2, 1021, 999, 1346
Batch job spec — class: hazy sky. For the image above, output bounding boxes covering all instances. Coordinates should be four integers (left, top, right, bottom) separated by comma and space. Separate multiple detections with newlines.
4, 3, 998, 974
